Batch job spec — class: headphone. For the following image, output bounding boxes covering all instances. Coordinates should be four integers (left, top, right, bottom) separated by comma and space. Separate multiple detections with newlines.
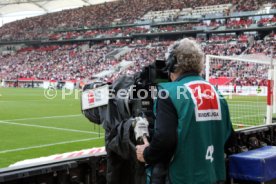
163, 42, 179, 73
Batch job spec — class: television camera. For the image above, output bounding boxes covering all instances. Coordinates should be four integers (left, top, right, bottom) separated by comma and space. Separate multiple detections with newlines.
81, 59, 168, 142
80, 59, 168, 184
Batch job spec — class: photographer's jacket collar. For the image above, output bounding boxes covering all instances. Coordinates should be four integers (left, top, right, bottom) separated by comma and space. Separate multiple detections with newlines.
175, 72, 199, 82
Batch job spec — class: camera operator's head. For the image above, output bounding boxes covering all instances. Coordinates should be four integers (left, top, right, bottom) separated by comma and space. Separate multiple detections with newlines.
166, 38, 204, 81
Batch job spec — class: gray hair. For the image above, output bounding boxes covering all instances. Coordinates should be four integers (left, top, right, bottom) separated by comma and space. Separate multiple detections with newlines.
171, 38, 204, 75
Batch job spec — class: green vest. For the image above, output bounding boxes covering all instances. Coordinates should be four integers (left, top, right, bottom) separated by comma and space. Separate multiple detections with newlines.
157, 75, 232, 184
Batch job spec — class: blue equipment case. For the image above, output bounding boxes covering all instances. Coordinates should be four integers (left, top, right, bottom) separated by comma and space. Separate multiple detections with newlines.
229, 146, 276, 183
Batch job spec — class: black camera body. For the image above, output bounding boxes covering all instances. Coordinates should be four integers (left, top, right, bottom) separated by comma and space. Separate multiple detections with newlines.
81, 59, 168, 127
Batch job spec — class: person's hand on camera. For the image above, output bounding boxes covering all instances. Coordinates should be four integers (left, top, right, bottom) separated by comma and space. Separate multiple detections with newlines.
136, 136, 149, 162
134, 117, 149, 141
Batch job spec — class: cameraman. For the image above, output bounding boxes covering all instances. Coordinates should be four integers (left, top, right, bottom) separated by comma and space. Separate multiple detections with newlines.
136, 38, 233, 184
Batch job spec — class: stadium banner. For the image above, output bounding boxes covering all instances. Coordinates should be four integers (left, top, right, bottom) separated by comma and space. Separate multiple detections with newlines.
9, 147, 106, 168
43, 80, 57, 89
218, 85, 267, 96
64, 81, 75, 90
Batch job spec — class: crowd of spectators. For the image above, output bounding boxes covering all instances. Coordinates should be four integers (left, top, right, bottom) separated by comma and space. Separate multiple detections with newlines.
90, 36, 275, 85
47, 27, 149, 41
48, 23, 215, 40
0, 17, 263, 42
0, 44, 118, 81
207, 34, 275, 86
208, 34, 237, 43
0, 32, 274, 86
211, 59, 268, 86
235, 0, 275, 12
105, 45, 167, 82
226, 18, 253, 29
203, 42, 248, 55
0, 21, 221, 41
245, 40, 275, 56
149, 23, 195, 33
258, 16, 276, 26
0, 0, 189, 41
0, 0, 275, 41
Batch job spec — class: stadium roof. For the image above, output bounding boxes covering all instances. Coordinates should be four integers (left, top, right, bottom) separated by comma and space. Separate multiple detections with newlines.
0, 0, 117, 25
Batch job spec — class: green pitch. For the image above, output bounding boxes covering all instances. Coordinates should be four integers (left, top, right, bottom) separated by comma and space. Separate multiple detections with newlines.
225, 95, 267, 128
0, 88, 268, 169
0, 88, 104, 169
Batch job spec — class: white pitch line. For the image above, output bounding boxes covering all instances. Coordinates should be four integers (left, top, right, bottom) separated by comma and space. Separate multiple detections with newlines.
228, 104, 265, 107
1, 94, 46, 96
228, 101, 266, 104
0, 100, 45, 103
2, 114, 82, 122
228, 104, 266, 106
232, 123, 252, 127
231, 114, 264, 120
0, 137, 104, 154
0, 120, 100, 135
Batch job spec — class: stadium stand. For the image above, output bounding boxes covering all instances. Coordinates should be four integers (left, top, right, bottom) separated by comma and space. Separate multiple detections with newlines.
0, 33, 274, 85
190, 4, 232, 16
226, 18, 253, 29
208, 33, 237, 43
235, 0, 275, 12
0, 0, 275, 41
0, 0, 275, 85
258, 16, 276, 26
141, 9, 181, 22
